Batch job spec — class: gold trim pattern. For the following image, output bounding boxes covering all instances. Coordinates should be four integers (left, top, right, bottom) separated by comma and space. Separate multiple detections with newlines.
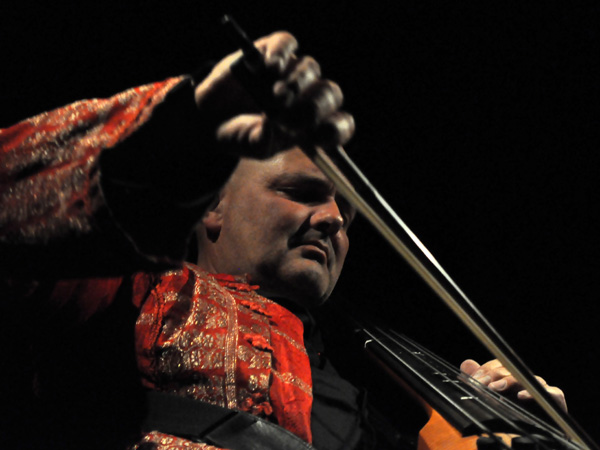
272, 369, 313, 397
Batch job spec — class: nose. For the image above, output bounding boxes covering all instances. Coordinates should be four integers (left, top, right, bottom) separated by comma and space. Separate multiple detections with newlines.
310, 199, 344, 235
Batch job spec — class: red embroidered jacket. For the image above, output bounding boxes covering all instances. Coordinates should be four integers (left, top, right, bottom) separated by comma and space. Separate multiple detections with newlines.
0, 77, 313, 449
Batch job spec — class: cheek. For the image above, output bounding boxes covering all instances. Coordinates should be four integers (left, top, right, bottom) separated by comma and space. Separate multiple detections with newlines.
333, 233, 350, 269
235, 199, 306, 253
265, 198, 310, 233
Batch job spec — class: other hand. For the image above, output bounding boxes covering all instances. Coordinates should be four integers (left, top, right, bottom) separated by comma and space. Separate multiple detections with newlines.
460, 359, 567, 412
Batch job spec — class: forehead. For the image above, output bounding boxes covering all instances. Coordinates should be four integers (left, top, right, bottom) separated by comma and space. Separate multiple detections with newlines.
263, 148, 325, 179
236, 148, 330, 185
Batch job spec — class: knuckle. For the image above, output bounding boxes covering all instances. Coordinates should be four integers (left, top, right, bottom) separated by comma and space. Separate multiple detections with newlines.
548, 386, 564, 397
327, 81, 344, 103
460, 359, 480, 374
506, 376, 518, 387
300, 56, 321, 76
312, 112, 354, 146
292, 82, 342, 123
483, 359, 503, 369
288, 67, 319, 94
273, 31, 297, 44
495, 367, 512, 378
269, 31, 298, 55
313, 82, 343, 115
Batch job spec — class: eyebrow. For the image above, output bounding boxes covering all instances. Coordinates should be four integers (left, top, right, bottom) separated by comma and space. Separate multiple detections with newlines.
270, 173, 357, 223
269, 173, 334, 190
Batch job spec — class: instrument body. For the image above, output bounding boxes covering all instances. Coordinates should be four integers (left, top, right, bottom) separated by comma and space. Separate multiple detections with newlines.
359, 326, 583, 450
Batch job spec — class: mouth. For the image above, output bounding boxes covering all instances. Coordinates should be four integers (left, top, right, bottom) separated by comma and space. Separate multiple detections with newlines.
298, 240, 330, 265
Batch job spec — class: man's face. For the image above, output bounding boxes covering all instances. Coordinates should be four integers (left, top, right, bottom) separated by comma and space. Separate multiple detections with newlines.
198, 148, 355, 307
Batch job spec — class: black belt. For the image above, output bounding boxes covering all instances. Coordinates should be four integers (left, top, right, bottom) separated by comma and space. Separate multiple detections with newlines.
143, 391, 315, 450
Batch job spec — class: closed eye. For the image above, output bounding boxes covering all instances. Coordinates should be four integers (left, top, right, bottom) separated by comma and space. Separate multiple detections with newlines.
270, 173, 355, 227
277, 186, 327, 204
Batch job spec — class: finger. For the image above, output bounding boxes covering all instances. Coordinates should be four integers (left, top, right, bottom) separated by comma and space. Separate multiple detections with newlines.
488, 366, 512, 382
547, 386, 567, 412
255, 32, 299, 74
282, 80, 344, 129
195, 32, 298, 115
273, 56, 322, 106
489, 372, 547, 391
460, 359, 481, 376
468, 359, 501, 380
518, 386, 567, 412
284, 56, 323, 94
472, 360, 508, 381
216, 114, 271, 156
462, 361, 494, 385
489, 375, 518, 392
312, 111, 355, 147
490, 373, 549, 394
307, 80, 344, 121
477, 359, 504, 372
513, 377, 551, 400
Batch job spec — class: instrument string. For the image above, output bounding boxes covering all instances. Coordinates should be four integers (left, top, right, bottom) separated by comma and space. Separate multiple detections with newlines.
391, 331, 580, 450
402, 333, 570, 439
363, 327, 511, 450
366, 326, 583, 450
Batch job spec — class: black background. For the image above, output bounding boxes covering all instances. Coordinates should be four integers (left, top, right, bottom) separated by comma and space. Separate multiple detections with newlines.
2, 1, 599, 444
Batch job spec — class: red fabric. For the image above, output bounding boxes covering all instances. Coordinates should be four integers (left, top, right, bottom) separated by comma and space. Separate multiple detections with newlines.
133, 264, 313, 443
0, 76, 185, 249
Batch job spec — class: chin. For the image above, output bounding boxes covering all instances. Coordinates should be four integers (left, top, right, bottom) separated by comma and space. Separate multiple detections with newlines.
280, 267, 335, 308
256, 259, 337, 308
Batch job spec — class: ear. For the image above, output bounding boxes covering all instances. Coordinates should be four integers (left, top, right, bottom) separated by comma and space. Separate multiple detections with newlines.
201, 198, 224, 243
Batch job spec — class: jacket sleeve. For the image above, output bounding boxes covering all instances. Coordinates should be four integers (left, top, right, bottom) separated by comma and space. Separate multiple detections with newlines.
0, 76, 238, 279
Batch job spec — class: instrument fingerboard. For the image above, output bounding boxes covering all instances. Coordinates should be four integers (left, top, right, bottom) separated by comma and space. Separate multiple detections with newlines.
359, 327, 583, 450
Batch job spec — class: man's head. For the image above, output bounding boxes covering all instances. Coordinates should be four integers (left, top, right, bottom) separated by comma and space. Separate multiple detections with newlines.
196, 147, 355, 308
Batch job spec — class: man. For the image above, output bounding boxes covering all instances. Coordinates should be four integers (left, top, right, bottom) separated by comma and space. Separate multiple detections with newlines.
0, 31, 564, 449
